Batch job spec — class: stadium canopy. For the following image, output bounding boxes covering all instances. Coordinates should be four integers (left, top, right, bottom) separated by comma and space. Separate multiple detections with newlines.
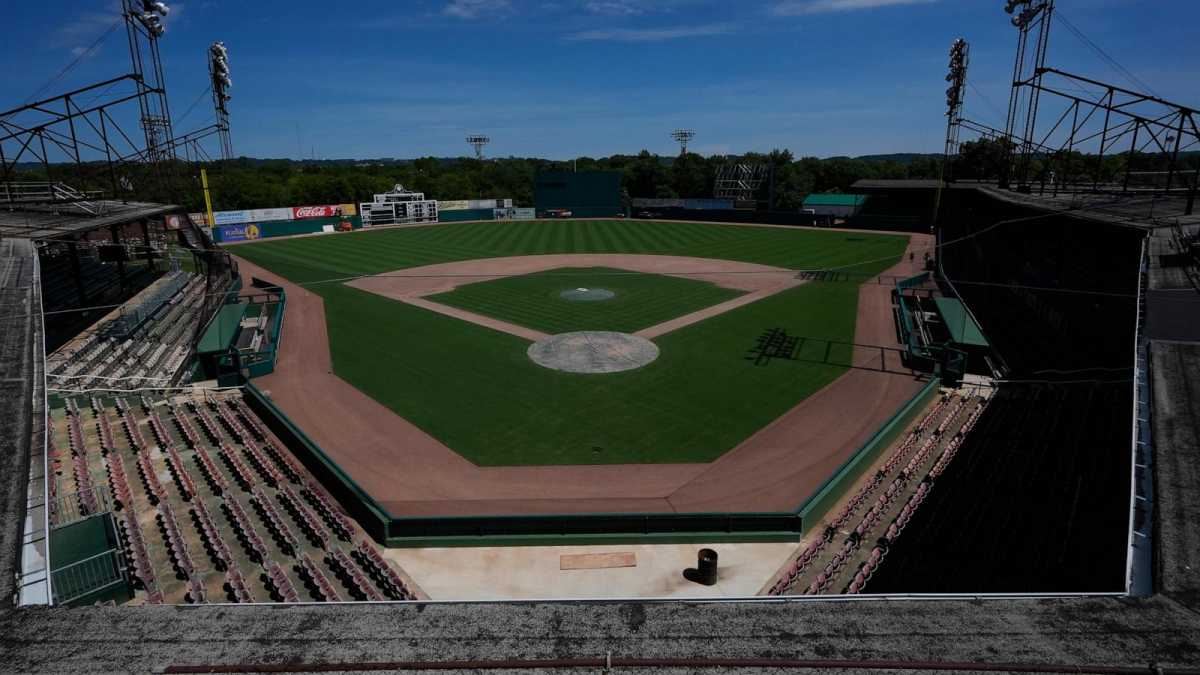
197, 303, 246, 355
933, 297, 989, 347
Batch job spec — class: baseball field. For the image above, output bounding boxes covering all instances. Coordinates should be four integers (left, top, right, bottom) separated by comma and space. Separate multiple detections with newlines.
232, 220, 911, 470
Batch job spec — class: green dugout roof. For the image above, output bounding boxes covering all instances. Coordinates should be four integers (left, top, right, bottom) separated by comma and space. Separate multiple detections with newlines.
197, 303, 246, 354
934, 297, 989, 348
802, 193, 867, 207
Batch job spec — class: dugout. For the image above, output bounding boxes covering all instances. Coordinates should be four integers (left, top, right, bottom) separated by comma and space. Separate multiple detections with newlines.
193, 284, 286, 383
535, 171, 623, 218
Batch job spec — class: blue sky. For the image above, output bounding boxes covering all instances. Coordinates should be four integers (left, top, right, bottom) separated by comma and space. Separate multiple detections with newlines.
3, 0, 1198, 159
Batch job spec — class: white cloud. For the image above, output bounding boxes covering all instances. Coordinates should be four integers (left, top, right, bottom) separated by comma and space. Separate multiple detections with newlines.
566, 23, 735, 42
770, 0, 938, 15
585, 1, 645, 15
444, 0, 512, 19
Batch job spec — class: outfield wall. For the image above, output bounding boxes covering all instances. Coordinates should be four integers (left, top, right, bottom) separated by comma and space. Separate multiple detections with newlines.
213, 216, 363, 243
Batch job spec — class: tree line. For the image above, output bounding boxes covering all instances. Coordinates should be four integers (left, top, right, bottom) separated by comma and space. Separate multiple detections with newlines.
188, 150, 944, 213
21, 140, 1191, 214
14, 151, 942, 213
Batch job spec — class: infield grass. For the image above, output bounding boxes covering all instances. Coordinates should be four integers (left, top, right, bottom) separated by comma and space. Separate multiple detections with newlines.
427, 266, 746, 335
233, 220, 909, 466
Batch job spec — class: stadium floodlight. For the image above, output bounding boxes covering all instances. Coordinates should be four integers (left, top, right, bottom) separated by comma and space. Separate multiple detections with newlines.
210, 41, 232, 106
945, 38, 968, 117
466, 135, 490, 160
133, 0, 170, 36
671, 129, 695, 156
1004, 0, 1050, 28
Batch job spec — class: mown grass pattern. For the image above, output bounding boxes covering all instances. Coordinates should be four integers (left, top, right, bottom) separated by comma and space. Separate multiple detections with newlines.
427, 266, 746, 335
234, 221, 908, 466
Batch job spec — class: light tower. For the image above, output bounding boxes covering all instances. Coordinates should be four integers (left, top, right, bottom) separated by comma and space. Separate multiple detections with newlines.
123, 0, 175, 163
208, 41, 233, 160
1001, 0, 1055, 191
934, 38, 970, 225
671, 129, 695, 157
466, 135, 490, 160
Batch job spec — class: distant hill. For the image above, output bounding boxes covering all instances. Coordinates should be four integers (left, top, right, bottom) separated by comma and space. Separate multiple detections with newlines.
849, 153, 943, 164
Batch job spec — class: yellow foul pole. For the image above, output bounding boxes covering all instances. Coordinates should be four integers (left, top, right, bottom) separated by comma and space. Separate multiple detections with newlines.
201, 168, 215, 229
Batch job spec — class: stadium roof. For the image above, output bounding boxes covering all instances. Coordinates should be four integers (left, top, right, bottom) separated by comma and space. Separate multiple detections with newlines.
802, 193, 867, 207
0, 201, 179, 240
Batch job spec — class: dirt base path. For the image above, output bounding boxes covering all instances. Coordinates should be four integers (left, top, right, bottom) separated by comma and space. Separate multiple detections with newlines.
231, 234, 932, 518
347, 254, 803, 342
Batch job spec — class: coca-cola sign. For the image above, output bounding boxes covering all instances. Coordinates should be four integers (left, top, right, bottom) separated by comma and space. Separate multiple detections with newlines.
293, 205, 342, 219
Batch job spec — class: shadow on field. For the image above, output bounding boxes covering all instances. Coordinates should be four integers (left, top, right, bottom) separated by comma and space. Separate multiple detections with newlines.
745, 328, 915, 376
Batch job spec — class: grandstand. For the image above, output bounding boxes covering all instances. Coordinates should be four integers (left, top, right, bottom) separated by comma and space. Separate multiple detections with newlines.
765, 387, 991, 596
46, 389, 424, 605
46, 270, 227, 392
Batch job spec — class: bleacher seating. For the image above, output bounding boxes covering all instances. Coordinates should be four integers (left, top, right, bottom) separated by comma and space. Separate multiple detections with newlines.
164, 446, 198, 501
250, 486, 300, 555
47, 389, 425, 605
303, 483, 355, 542
328, 548, 385, 602
224, 568, 255, 603
192, 446, 229, 495
242, 441, 284, 488
100, 271, 190, 339
157, 502, 196, 578
354, 540, 417, 600
222, 497, 269, 564
218, 442, 257, 491
297, 554, 340, 602
265, 562, 300, 602
277, 485, 329, 549
136, 451, 167, 505
47, 271, 224, 391
190, 499, 233, 571
767, 392, 988, 597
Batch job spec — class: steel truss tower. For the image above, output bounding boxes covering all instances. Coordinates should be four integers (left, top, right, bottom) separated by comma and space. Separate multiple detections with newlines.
1001, 0, 1055, 191
0, 1, 205, 199
671, 129, 695, 157
934, 38, 970, 224
466, 135, 490, 160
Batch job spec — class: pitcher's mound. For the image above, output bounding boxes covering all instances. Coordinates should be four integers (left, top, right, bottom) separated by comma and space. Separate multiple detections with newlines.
560, 287, 616, 302
528, 331, 660, 374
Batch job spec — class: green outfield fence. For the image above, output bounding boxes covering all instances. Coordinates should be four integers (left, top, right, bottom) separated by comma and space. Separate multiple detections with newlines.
245, 376, 938, 547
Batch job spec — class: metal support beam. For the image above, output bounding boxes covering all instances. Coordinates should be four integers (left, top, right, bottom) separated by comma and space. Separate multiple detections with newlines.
110, 224, 127, 291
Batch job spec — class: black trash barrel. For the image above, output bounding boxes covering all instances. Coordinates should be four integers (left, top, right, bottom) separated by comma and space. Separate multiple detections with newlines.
683, 548, 719, 586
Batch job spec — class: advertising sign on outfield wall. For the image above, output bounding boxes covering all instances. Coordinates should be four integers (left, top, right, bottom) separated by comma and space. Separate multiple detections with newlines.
513, 208, 536, 220
293, 204, 346, 219
213, 210, 250, 226
217, 223, 262, 242
249, 207, 294, 222
438, 200, 470, 211
188, 213, 209, 226
338, 203, 358, 216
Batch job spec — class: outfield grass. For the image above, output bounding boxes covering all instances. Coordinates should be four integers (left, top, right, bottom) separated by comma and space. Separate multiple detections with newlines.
427, 266, 746, 335
233, 220, 909, 466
